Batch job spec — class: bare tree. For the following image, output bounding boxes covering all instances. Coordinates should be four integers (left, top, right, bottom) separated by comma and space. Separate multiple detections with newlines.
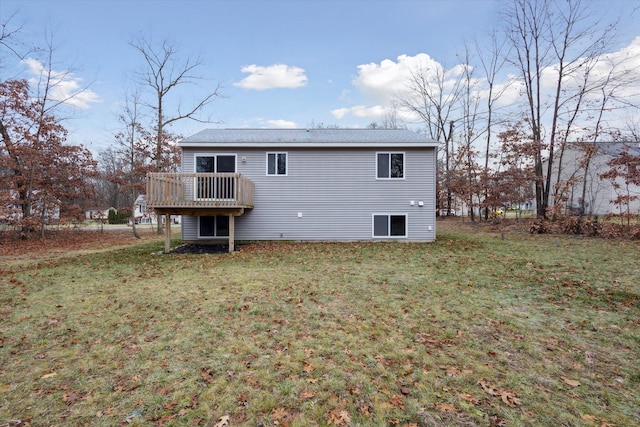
96, 147, 127, 209
503, 0, 618, 218
475, 31, 512, 220
114, 90, 150, 239
455, 47, 483, 221
130, 36, 222, 232
0, 12, 27, 67
398, 58, 464, 215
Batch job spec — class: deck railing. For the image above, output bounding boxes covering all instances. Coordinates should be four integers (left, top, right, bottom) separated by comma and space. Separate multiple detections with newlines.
146, 173, 255, 209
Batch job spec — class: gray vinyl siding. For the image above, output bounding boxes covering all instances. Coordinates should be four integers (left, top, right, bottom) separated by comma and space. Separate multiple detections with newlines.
181, 146, 436, 242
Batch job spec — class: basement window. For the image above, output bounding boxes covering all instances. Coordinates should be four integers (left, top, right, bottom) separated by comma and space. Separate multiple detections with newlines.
372, 214, 407, 238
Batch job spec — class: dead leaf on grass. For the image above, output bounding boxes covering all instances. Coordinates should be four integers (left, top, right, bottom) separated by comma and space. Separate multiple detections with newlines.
500, 390, 522, 407
389, 394, 406, 410
561, 376, 581, 387
478, 379, 500, 396
479, 379, 522, 407
436, 402, 456, 413
446, 366, 460, 377
459, 392, 479, 404
271, 406, 289, 421
357, 401, 371, 417
62, 391, 86, 405
327, 408, 351, 426
200, 367, 214, 383
163, 401, 178, 411
300, 389, 316, 400
96, 406, 116, 417
214, 414, 230, 427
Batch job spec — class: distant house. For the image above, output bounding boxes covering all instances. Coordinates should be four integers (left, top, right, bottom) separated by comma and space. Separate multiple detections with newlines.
133, 195, 154, 224
2, 191, 60, 224
133, 195, 179, 225
548, 141, 640, 216
147, 128, 439, 252
85, 207, 112, 222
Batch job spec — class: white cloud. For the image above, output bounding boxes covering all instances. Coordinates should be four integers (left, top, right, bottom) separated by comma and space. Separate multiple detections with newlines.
22, 58, 100, 110
234, 64, 308, 90
244, 117, 298, 128
353, 53, 446, 103
331, 105, 385, 120
334, 53, 467, 122
336, 36, 640, 130
266, 119, 297, 128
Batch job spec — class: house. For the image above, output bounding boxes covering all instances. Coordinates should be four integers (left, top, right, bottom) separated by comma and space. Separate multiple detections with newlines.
85, 207, 112, 222
147, 128, 438, 252
133, 194, 180, 225
133, 195, 155, 224
548, 141, 640, 216
2, 191, 60, 224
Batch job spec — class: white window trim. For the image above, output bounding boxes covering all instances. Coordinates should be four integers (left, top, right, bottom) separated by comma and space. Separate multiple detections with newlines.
371, 213, 408, 238
193, 153, 238, 201
376, 152, 406, 180
194, 153, 237, 173
266, 152, 288, 176
198, 216, 230, 239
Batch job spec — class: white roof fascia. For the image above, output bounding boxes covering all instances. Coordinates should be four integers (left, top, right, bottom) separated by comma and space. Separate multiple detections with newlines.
179, 141, 439, 148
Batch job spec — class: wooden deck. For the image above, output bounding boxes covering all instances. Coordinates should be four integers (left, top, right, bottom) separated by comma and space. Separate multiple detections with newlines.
146, 172, 255, 214
146, 173, 255, 253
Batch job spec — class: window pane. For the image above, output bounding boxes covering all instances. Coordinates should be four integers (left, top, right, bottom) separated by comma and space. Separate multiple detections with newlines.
277, 153, 287, 175
196, 156, 215, 173
391, 153, 403, 178
390, 215, 406, 236
373, 215, 389, 237
267, 153, 276, 175
216, 215, 230, 236
217, 155, 235, 173
200, 217, 215, 236
377, 153, 389, 178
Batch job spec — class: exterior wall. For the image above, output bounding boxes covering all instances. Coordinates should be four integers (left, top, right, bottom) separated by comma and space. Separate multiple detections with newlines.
181, 146, 436, 241
550, 148, 640, 216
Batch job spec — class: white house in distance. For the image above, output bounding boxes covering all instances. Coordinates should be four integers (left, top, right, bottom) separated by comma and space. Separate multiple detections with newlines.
133, 194, 155, 224
146, 128, 439, 252
549, 141, 640, 216
134, 194, 180, 225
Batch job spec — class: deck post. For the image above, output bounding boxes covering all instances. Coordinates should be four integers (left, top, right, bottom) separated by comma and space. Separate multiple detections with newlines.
164, 214, 171, 254
228, 214, 235, 253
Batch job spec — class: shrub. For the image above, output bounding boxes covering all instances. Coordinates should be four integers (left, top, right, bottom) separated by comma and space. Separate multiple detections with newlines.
529, 220, 547, 234
107, 208, 129, 225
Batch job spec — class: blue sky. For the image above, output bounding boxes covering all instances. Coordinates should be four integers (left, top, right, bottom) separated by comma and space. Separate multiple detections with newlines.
2, 0, 639, 153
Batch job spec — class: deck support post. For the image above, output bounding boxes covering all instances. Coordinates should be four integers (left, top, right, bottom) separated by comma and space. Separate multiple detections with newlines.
228, 214, 235, 253
164, 214, 171, 254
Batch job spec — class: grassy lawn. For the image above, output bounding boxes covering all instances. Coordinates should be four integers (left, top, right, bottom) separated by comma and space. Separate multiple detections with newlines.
1, 227, 639, 426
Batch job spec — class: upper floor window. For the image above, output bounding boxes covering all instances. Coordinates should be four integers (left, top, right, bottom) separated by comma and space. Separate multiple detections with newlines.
267, 152, 288, 176
377, 153, 404, 179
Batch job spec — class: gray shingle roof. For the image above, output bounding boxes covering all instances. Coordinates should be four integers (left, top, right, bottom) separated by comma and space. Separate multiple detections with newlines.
596, 142, 640, 157
179, 128, 439, 147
